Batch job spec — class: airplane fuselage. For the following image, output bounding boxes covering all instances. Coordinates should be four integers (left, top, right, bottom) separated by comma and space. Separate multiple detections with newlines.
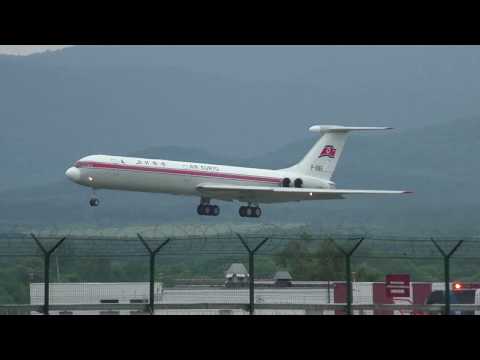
65, 125, 408, 217
66, 155, 331, 197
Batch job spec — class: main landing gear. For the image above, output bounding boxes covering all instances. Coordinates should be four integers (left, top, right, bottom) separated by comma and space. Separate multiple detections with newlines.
239, 205, 262, 218
197, 199, 220, 216
197, 204, 220, 216
196, 198, 261, 218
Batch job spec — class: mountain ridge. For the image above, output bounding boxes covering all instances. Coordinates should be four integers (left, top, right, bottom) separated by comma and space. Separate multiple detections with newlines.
1, 116, 479, 234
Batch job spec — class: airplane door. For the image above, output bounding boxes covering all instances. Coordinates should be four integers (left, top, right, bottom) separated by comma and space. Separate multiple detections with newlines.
109, 158, 121, 177
181, 163, 195, 188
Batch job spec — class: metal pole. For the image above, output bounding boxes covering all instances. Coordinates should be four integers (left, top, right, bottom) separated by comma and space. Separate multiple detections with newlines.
138, 234, 171, 315
236, 234, 269, 316
149, 253, 155, 314
327, 280, 331, 304
31, 234, 66, 315
444, 256, 450, 315
329, 237, 364, 316
346, 255, 352, 315
431, 239, 464, 315
249, 252, 254, 315
56, 255, 61, 282
44, 253, 50, 315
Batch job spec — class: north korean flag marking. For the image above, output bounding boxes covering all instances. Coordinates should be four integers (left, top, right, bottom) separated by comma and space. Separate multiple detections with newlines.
319, 145, 336, 158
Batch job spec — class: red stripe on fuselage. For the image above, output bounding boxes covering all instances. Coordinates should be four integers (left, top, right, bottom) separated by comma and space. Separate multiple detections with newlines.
75, 161, 282, 184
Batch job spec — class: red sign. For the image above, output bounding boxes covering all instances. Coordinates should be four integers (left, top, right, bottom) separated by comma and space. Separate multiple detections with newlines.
385, 274, 410, 298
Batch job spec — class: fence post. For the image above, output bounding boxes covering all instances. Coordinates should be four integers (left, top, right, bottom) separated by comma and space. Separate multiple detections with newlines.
236, 234, 269, 315
431, 238, 464, 315
138, 234, 171, 315
327, 280, 331, 304
330, 237, 364, 315
31, 234, 66, 315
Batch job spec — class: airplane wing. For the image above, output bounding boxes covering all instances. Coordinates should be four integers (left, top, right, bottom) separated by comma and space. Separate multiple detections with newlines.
196, 184, 411, 204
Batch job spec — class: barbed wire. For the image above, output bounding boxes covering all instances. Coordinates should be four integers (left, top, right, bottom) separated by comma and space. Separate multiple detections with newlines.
0, 224, 480, 258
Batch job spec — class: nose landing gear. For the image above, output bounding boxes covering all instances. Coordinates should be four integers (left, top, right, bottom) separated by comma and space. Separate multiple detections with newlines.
89, 189, 100, 207
89, 198, 100, 207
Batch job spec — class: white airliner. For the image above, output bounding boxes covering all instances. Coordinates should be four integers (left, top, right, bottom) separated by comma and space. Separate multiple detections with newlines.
65, 125, 411, 218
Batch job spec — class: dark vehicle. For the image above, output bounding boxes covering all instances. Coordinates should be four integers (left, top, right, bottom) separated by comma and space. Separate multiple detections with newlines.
425, 289, 479, 315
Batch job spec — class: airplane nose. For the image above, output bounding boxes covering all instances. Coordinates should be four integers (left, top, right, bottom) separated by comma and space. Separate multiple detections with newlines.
65, 167, 81, 182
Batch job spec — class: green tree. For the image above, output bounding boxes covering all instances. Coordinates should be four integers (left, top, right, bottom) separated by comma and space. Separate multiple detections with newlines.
274, 239, 345, 280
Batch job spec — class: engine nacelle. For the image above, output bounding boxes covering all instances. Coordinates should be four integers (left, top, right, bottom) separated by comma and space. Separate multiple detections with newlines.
280, 174, 335, 189
293, 176, 335, 189
282, 178, 291, 187
294, 178, 303, 188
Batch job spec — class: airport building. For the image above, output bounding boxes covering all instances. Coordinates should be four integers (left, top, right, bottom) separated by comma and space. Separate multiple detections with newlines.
28, 264, 478, 315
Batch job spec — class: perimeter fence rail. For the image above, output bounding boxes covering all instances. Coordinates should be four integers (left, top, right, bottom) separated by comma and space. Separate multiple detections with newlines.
1, 224, 480, 315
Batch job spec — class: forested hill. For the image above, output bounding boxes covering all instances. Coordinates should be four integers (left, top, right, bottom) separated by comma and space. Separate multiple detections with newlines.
1, 117, 480, 235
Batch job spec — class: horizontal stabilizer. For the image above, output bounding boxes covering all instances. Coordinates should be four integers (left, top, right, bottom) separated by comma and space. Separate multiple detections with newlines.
309, 125, 393, 133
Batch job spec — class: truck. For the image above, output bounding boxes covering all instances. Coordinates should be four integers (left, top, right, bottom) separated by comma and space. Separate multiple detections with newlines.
424, 287, 480, 315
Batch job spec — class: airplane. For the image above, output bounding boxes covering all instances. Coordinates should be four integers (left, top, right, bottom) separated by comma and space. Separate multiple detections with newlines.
65, 125, 411, 218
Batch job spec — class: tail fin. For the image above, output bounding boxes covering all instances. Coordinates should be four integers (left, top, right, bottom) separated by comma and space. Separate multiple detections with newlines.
287, 125, 393, 180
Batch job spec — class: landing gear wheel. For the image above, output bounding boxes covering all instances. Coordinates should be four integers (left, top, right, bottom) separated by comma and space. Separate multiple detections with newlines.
89, 198, 100, 207
203, 205, 211, 216
239, 206, 262, 218
239, 206, 246, 217
197, 203, 220, 216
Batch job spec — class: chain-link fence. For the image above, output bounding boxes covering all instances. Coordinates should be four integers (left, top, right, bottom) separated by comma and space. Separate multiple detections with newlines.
1, 225, 479, 315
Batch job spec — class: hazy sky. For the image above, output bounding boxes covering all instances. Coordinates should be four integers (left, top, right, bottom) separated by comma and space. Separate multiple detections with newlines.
0, 45, 70, 55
